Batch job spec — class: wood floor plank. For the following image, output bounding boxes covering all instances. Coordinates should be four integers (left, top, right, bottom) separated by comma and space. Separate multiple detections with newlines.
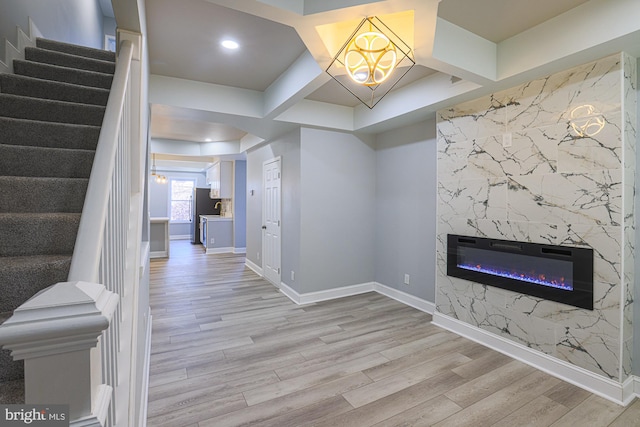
491, 395, 570, 427
549, 395, 627, 427
146, 241, 637, 427
434, 371, 561, 427
345, 352, 471, 408
371, 395, 462, 427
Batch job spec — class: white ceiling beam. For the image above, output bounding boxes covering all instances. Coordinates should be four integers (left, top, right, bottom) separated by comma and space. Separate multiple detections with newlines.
263, 50, 329, 119
497, 0, 640, 82
353, 72, 481, 132
425, 18, 497, 85
150, 75, 264, 118
275, 99, 354, 130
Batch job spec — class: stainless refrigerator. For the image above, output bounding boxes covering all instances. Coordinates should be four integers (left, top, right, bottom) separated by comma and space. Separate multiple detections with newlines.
190, 188, 221, 244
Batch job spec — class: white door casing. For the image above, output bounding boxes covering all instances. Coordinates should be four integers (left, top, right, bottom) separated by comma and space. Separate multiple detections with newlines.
262, 157, 281, 287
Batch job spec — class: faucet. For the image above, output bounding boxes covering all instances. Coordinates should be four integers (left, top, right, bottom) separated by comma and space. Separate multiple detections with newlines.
214, 201, 221, 209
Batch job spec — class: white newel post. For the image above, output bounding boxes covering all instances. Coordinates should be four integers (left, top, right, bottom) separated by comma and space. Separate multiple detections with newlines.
0, 281, 118, 426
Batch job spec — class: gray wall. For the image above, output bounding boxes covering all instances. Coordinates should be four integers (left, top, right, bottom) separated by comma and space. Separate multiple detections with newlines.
374, 119, 437, 302
149, 170, 206, 238
0, 0, 105, 59
233, 160, 247, 250
246, 130, 301, 275
297, 128, 376, 293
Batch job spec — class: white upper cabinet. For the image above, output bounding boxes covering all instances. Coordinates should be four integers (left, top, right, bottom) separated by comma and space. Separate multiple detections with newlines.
208, 161, 233, 199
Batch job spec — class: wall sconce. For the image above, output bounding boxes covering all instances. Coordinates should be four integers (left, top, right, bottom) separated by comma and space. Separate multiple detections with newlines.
151, 153, 167, 184
569, 105, 606, 137
326, 16, 414, 109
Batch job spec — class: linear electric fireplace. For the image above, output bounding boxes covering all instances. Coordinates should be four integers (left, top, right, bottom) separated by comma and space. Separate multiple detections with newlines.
447, 234, 594, 310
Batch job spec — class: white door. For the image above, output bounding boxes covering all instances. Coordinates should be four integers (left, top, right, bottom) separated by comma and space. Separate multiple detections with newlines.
262, 157, 281, 287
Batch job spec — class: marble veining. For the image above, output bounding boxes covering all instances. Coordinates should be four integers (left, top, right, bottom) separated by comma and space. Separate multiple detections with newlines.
436, 53, 636, 381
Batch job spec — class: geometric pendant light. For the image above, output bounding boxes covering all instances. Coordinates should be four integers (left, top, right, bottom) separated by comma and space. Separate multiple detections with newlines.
326, 16, 415, 109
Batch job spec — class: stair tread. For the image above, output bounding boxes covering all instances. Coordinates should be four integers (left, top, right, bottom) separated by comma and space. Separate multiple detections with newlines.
25, 47, 115, 75
0, 93, 105, 126
36, 37, 115, 62
0, 117, 100, 150
0, 73, 110, 106
0, 176, 88, 213
0, 144, 95, 178
13, 59, 113, 89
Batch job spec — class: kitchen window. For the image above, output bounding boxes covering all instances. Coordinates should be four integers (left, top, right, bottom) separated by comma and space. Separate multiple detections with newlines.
169, 178, 195, 222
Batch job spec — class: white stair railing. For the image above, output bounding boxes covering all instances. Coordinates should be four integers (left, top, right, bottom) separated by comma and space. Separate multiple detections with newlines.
0, 36, 143, 427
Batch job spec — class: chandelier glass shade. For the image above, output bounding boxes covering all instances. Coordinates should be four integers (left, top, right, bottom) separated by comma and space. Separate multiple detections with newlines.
326, 16, 414, 109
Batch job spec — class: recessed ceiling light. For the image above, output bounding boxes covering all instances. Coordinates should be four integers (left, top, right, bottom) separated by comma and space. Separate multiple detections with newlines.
221, 40, 239, 50
205, 138, 212, 142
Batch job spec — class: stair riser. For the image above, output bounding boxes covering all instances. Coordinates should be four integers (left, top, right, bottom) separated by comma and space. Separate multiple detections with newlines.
0, 215, 80, 257
0, 177, 88, 213
0, 74, 109, 106
36, 38, 116, 63
25, 47, 115, 75
0, 94, 105, 127
0, 117, 99, 150
0, 145, 94, 178
13, 60, 113, 89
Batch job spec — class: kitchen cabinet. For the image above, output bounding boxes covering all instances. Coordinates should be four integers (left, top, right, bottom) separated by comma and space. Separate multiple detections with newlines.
208, 161, 233, 199
200, 215, 233, 254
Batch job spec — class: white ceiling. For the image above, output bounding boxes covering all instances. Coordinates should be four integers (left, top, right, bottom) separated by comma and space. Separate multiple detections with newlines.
139, 0, 640, 170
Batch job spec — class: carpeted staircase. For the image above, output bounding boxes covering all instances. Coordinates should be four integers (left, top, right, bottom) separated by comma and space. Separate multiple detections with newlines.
0, 38, 115, 403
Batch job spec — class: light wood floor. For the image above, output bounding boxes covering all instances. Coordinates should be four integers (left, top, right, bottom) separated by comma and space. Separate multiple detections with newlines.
147, 240, 640, 427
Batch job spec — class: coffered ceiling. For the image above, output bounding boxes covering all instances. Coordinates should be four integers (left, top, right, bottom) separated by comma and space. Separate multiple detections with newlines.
141, 0, 640, 168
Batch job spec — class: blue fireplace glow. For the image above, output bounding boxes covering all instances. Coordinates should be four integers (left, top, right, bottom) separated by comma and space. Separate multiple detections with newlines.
447, 235, 593, 310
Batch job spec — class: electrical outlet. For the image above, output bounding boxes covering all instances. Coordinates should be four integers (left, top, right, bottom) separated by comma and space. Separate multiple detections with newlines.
257, 252, 260, 260
210, 237, 215, 244
404, 274, 410, 285
291, 271, 295, 281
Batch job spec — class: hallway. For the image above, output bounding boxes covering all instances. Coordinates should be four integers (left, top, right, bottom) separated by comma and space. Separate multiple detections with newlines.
146, 240, 640, 426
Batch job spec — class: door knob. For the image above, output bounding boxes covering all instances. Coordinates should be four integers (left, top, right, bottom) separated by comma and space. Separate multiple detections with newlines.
262, 225, 267, 229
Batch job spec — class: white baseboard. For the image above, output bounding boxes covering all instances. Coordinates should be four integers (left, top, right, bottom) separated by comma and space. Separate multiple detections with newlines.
432, 312, 637, 406
279, 282, 376, 305
245, 258, 263, 276
233, 247, 247, 254
170, 234, 190, 240
149, 251, 168, 259
205, 246, 233, 254
374, 283, 435, 314
277, 280, 436, 315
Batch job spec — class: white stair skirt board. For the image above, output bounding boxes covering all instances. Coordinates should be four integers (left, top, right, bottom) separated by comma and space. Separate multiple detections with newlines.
1, 17, 42, 73
137, 313, 152, 427
432, 312, 639, 406
245, 259, 263, 277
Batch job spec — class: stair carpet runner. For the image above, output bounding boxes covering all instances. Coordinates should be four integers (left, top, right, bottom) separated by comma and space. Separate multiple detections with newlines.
0, 38, 115, 403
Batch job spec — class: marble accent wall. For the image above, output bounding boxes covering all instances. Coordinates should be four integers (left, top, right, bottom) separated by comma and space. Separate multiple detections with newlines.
436, 53, 637, 381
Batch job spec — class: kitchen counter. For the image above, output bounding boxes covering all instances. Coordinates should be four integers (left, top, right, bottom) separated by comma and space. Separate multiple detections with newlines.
200, 215, 234, 254
200, 215, 233, 222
